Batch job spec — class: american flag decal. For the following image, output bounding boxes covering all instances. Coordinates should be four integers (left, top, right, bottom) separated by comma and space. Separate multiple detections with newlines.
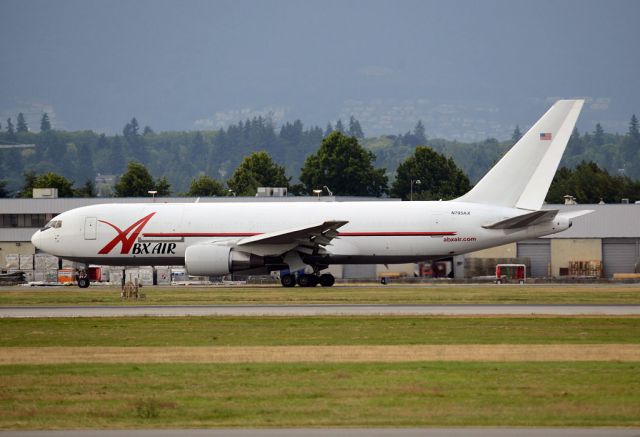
540, 132, 552, 141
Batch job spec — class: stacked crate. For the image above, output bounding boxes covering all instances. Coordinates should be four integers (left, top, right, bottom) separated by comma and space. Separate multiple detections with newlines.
568, 260, 602, 277
34, 253, 59, 283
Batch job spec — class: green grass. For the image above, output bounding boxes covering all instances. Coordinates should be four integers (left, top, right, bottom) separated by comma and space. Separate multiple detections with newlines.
1, 283, 640, 306
1, 362, 638, 428
1, 316, 639, 347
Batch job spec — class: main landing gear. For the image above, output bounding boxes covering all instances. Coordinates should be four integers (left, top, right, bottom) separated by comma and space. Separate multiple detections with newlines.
76, 269, 90, 288
280, 273, 335, 288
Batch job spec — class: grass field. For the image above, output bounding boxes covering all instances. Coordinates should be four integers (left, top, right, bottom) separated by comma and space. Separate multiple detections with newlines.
1, 283, 640, 306
1, 362, 639, 428
1, 286, 639, 429
1, 316, 639, 347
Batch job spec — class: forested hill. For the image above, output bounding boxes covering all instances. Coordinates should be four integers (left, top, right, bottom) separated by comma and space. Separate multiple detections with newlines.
1, 114, 639, 195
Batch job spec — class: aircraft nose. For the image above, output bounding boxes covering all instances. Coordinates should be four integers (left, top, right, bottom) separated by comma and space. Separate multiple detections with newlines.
31, 230, 42, 249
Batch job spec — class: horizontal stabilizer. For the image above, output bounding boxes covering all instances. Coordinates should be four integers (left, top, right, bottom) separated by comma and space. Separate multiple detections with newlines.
483, 209, 559, 229
556, 209, 594, 220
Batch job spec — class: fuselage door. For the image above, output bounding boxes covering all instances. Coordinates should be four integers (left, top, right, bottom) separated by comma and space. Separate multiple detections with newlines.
84, 217, 97, 240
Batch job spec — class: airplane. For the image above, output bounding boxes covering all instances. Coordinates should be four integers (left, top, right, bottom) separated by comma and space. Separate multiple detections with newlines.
31, 99, 590, 288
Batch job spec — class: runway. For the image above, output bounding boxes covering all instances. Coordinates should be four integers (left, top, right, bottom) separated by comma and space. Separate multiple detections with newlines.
1, 304, 640, 317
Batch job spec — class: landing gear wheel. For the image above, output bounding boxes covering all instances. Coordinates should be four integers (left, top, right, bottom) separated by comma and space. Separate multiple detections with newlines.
280, 274, 296, 288
319, 273, 335, 287
77, 277, 90, 288
297, 274, 318, 287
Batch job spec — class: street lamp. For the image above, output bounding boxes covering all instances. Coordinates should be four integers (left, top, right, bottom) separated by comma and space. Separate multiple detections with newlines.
410, 179, 421, 201
228, 189, 236, 197
148, 190, 157, 202
323, 185, 333, 196
313, 189, 322, 199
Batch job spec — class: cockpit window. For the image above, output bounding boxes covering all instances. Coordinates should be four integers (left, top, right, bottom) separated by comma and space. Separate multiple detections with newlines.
41, 220, 62, 231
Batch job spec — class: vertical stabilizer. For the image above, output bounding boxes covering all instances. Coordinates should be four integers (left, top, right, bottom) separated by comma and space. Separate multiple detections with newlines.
456, 99, 584, 210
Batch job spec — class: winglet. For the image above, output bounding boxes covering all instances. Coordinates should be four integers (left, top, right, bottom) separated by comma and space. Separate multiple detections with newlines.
456, 100, 584, 210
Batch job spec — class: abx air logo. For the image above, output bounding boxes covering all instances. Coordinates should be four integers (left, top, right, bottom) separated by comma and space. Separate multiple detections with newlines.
98, 213, 156, 255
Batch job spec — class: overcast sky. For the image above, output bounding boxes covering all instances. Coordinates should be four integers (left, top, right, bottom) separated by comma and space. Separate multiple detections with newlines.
1, 0, 638, 140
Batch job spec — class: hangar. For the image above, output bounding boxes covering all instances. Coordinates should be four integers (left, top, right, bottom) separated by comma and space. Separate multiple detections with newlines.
1, 196, 639, 280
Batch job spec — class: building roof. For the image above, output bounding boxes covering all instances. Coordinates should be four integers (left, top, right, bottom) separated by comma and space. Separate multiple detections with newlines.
544, 204, 640, 239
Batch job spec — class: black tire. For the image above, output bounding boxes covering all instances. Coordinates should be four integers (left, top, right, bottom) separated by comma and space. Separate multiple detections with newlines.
319, 273, 335, 287
297, 274, 319, 287
77, 277, 90, 288
280, 274, 296, 287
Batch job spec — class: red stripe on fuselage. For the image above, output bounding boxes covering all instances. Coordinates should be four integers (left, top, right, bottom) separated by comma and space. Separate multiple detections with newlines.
142, 231, 457, 238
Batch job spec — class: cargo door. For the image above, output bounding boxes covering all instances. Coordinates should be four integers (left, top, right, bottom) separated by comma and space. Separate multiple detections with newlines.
84, 217, 97, 240
602, 238, 639, 277
517, 239, 551, 277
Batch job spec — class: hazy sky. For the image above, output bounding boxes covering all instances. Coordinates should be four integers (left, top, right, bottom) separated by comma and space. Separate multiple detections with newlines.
1, 0, 638, 140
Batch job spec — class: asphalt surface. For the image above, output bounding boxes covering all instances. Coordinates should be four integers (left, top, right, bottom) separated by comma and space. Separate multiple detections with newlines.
1, 429, 639, 437
1, 304, 640, 317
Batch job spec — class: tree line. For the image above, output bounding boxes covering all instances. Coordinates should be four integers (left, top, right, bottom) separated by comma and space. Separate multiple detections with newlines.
1, 111, 639, 203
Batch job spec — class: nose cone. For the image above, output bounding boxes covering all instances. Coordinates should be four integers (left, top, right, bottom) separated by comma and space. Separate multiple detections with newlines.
31, 230, 42, 249
31, 229, 52, 253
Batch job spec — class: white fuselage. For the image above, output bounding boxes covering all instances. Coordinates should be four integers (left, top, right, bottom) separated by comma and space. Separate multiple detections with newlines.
31, 200, 570, 266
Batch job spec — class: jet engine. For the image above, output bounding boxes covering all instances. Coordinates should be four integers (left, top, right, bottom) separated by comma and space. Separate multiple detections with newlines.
184, 244, 264, 276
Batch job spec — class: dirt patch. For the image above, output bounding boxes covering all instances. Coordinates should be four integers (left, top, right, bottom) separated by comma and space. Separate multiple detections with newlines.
2, 344, 640, 364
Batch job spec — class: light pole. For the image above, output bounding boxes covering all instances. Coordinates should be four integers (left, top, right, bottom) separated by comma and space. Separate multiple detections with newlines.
313, 189, 322, 199
228, 189, 236, 197
323, 185, 333, 196
148, 190, 157, 202
410, 179, 421, 201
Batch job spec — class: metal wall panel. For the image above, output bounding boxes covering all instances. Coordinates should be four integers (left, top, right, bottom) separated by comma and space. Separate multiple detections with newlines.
602, 239, 640, 277
517, 239, 551, 277
342, 264, 377, 279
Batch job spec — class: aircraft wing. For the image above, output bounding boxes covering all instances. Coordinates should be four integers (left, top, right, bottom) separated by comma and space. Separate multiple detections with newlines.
236, 220, 349, 253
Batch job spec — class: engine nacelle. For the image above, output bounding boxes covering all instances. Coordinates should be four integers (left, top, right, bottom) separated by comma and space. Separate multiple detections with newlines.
184, 244, 264, 276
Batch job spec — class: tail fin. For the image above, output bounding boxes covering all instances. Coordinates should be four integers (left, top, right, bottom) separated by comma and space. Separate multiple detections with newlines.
456, 99, 584, 210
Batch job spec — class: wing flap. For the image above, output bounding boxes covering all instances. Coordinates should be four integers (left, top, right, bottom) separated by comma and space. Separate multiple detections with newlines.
237, 220, 348, 247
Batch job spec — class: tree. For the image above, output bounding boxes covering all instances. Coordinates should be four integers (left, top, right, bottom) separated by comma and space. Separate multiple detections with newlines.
6, 118, 15, 140
227, 151, 290, 196
566, 127, 583, 156
0, 180, 9, 198
75, 179, 96, 197
511, 125, 522, 144
625, 114, 640, 161
18, 171, 37, 198
30, 172, 75, 197
299, 131, 388, 196
16, 113, 28, 133
114, 161, 155, 197
593, 123, 605, 147
108, 135, 126, 174
348, 116, 364, 139
391, 146, 471, 200
546, 161, 640, 203
324, 122, 334, 137
40, 113, 51, 131
154, 176, 172, 196
123, 117, 148, 162
187, 174, 227, 196
414, 120, 427, 145
335, 119, 345, 133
